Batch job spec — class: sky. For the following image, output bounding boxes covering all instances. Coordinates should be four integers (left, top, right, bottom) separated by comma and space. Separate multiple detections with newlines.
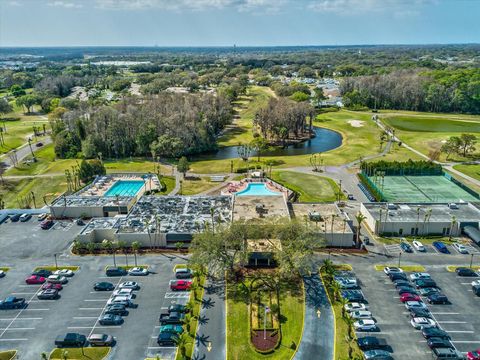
0, 0, 479, 47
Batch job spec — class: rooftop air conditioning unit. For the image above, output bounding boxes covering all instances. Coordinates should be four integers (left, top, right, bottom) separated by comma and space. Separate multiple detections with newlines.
448, 203, 459, 209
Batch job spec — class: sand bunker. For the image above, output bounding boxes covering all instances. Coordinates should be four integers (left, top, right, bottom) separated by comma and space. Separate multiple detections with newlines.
348, 120, 365, 128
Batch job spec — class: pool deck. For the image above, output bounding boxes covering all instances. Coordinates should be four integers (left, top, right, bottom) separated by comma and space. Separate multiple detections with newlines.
222, 179, 289, 197
76, 174, 160, 197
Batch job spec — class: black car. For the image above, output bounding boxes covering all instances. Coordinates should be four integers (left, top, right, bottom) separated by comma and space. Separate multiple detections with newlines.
168, 304, 189, 313
393, 280, 411, 288
341, 290, 366, 303
10, 214, 21, 222
398, 287, 418, 295
55, 333, 87, 348
455, 267, 479, 277
94, 282, 115, 291
409, 308, 432, 319
157, 331, 179, 346
389, 273, 408, 281
105, 304, 129, 316
357, 336, 388, 350
400, 242, 413, 253
422, 327, 451, 340
419, 287, 441, 296
427, 293, 449, 304
98, 314, 123, 326
105, 267, 127, 277
427, 337, 454, 350
37, 289, 59, 300
473, 284, 480, 296
415, 279, 437, 289
32, 269, 52, 278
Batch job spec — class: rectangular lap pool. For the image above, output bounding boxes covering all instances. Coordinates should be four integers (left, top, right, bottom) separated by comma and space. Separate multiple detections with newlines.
104, 180, 144, 197
235, 183, 282, 196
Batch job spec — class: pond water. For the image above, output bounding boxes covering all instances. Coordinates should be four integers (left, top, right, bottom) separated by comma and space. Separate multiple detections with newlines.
208, 126, 342, 160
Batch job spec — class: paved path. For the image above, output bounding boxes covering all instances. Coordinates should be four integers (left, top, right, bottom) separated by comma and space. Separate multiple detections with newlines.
294, 274, 334, 360
193, 277, 226, 360
0, 136, 52, 168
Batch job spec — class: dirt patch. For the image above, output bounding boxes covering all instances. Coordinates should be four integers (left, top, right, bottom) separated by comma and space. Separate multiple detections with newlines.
348, 120, 365, 128
251, 329, 280, 352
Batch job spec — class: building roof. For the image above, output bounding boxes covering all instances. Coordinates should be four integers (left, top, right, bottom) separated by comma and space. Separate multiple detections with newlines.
232, 195, 289, 222
51, 196, 134, 208
291, 203, 353, 233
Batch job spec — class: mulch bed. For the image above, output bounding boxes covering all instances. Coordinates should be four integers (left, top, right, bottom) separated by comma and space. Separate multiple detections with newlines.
251, 330, 279, 352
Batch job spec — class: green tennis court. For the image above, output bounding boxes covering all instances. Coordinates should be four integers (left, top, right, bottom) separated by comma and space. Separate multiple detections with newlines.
371, 175, 479, 202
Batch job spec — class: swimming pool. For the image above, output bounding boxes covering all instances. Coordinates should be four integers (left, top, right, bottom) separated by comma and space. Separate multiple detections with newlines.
104, 180, 144, 197
235, 183, 282, 196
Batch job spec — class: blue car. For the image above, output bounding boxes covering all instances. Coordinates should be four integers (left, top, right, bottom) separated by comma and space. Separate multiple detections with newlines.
433, 241, 449, 254
400, 242, 413, 253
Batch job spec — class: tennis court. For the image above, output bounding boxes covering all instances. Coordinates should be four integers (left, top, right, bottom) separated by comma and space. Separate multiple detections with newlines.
371, 175, 479, 202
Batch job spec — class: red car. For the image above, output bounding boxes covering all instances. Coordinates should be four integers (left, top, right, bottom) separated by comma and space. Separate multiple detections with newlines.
400, 293, 421, 303
170, 280, 192, 291
25, 275, 46, 284
467, 349, 480, 360
41, 282, 63, 291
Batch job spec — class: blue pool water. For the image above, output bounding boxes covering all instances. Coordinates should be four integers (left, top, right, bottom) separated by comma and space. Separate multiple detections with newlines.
235, 183, 282, 196
104, 180, 144, 197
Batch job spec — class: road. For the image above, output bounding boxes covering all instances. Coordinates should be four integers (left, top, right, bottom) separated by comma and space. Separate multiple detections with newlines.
0, 136, 52, 169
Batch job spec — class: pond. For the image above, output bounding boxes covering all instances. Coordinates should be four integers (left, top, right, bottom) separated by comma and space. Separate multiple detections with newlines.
205, 126, 342, 160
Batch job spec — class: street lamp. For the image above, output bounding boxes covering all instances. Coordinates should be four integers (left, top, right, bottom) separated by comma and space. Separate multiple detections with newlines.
398, 252, 402, 268
470, 254, 475, 269
54, 253, 58, 270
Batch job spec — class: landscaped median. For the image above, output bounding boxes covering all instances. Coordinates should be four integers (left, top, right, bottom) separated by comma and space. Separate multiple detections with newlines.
34, 266, 80, 272
0, 350, 17, 360
446, 265, 480, 272
0, 267, 11, 273
373, 264, 426, 272
104, 265, 149, 271
226, 272, 304, 359
48, 347, 110, 360
320, 263, 363, 360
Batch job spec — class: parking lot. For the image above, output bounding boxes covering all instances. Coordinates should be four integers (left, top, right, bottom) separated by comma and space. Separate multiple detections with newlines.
383, 239, 480, 257
352, 264, 480, 359
0, 219, 186, 359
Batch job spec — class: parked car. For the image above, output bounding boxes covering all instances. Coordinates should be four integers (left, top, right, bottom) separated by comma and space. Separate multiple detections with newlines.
98, 314, 123, 326
42, 282, 63, 291
394, 279, 411, 288
415, 279, 438, 289
354, 319, 377, 331
113, 288, 135, 298
159, 311, 185, 325
405, 301, 427, 310
389, 273, 408, 281
432, 347, 465, 359
75, 218, 85, 226
467, 348, 480, 360
409, 307, 432, 319
453, 243, 469, 254
342, 290, 367, 303
40, 219, 54, 229
422, 327, 451, 340
107, 297, 136, 308
107, 294, 133, 305
10, 214, 21, 222
119, 281, 139, 290
410, 317, 437, 329
400, 293, 421, 302
456, 267, 479, 277
344, 302, 368, 313
159, 324, 184, 334
0, 270, 5, 278
363, 349, 393, 360
37, 289, 59, 300
94, 282, 115, 291
412, 240, 425, 252
336, 278, 359, 289
88, 333, 114, 347
55, 333, 87, 348
105, 267, 127, 277
157, 331, 179, 346
419, 287, 441, 296
0, 297, 25, 310
427, 337, 455, 350
473, 284, 480, 296
433, 241, 449, 254
351, 310, 373, 319
384, 267, 403, 275
409, 272, 431, 281
32, 269, 52, 277
37, 213, 48, 221
19, 213, 31, 222
105, 304, 129, 316
400, 242, 413, 253
53, 269, 74, 277
175, 268, 193, 279
25, 275, 45, 284
168, 304, 190, 313
398, 287, 419, 296
427, 293, 449, 304
472, 280, 480, 286
127, 267, 148, 276
170, 280, 192, 291
47, 275, 68, 284
357, 336, 388, 351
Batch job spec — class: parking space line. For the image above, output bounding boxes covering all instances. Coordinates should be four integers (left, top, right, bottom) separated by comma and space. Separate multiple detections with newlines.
68, 326, 122, 329
430, 312, 460, 315
73, 317, 98, 319
0, 318, 42, 321
0, 338, 28, 341
147, 346, 176, 350
23, 308, 49, 311
452, 340, 480, 343
79, 308, 103, 310
445, 330, 474, 333
0, 328, 35, 331
437, 321, 467, 324
84, 299, 108, 302
11, 292, 37, 295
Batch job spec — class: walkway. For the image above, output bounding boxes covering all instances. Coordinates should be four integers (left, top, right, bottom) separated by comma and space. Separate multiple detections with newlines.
294, 274, 334, 360
0, 136, 52, 169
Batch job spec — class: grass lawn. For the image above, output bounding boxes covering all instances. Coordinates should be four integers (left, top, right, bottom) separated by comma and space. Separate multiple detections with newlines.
159, 175, 176, 194
0, 267, 11, 272
270, 171, 344, 202
227, 275, 304, 360
452, 164, 480, 183
0, 350, 16, 360
34, 266, 80, 272
49, 347, 110, 360
374, 265, 426, 272
180, 176, 219, 195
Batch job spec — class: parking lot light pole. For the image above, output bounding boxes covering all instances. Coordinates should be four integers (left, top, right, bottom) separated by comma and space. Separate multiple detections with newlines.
398, 252, 402, 268
54, 253, 58, 270
470, 254, 474, 269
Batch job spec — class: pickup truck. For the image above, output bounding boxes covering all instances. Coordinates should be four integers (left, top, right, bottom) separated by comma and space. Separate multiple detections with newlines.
0, 297, 26, 310
357, 336, 388, 350
159, 311, 185, 325
54, 333, 87, 348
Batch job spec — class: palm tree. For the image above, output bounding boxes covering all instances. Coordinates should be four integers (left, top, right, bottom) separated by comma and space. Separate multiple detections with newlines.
117, 240, 128, 266
330, 280, 341, 302
131, 241, 140, 266
415, 206, 421, 236
210, 207, 215, 234
355, 212, 367, 248
344, 315, 355, 339
339, 296, 349, 319
174, 333, 192, 358
321, 259, 335, 278
345, 334, 356, 359
86, 241, 96, 255
449, 216, 457, 240
102, 239, 116, 267
330, 214, 337, 241
41, 353, 48, 360
424, 208, 432, 235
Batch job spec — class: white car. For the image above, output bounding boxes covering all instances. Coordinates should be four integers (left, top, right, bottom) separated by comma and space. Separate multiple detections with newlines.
405, 301, 427, 310
47, 275, 68, 284
354, 319, 377, 331
119, 281, 139, 290
113, 288, 134, 297
336, 278, 358, 289
412, 241, 425, 252
127, 267, 148, 276
344, 302, 368, 313
384, 267, 404, 275
350, 310, 372, 320
472, 280, 480, 286
410, 317, 437, 330
53, 269, 74, 277
37, 213, 48, 221
107, 295, 133, 305
409, 272, 431, 281
453, 243, 468, 254
0, 270, 5, 278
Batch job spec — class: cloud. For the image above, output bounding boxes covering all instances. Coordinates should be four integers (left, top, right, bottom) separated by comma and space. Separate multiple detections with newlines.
308, 0, 436, 16
48, 1, 83, 8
